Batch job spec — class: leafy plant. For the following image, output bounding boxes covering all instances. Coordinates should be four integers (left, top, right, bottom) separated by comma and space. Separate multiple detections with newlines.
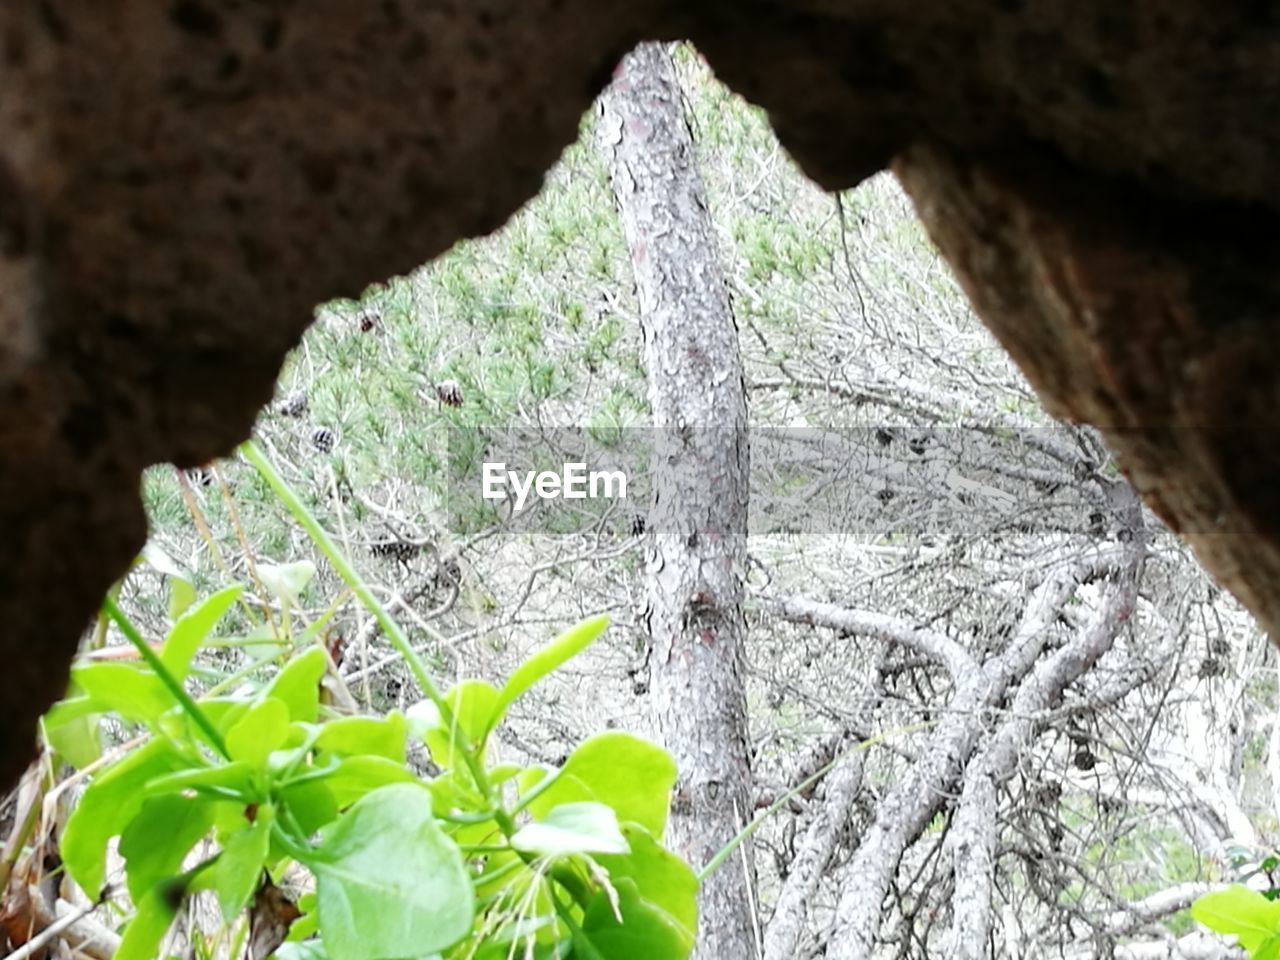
40, 442, 696, 960
1192, 885, 1280, 959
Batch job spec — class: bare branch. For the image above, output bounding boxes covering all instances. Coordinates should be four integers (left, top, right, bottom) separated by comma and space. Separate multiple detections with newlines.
947, 529, 1143, 958
764, 747, 865, 960
764, 595, 979, 684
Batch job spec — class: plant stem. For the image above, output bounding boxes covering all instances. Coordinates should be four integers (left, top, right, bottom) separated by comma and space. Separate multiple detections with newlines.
102, 597, 229, 759
240, 439, 506, 830
552, 889, 605, 960
241, 440, 446, 712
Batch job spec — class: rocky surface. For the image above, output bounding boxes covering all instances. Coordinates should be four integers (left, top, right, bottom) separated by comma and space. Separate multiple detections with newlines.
0, 0, 1276, 785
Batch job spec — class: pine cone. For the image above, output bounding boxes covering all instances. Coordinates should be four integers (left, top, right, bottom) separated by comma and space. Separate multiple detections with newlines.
1072, 746, 1096, 771
184, 465, 215, 487
370, 539, 420, 564
310, 426, 336, 453
278, 391, 309, 418
436, 380, 464, 408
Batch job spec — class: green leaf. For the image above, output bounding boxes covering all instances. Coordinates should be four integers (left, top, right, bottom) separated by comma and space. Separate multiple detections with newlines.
259, 561, 317, 606
146, 761, 258, 801
266, 647, 327, 723
512, 802, 629, 857
119, 794, 216, 902
72, 663, 172, 727
488, 763, 525, 786
42, 697, 102, 769
214, 808, 273, 920
312, 755, 420, 809
489, 615, 608, 733
1259, 937, 1280, 960
1192, 885, 1280, 952
315, 713, 408, 762
423, 680, 501, 769
580, 876, 692, 959
202, 697, 251, 734
278, 757, 421, 829
238, 622, 293, 667
275, 943, 329, 960
427, 769, 489, 821
226, 697, 291, 767
143, 542, 197, 620
471, 942, 557, 960
62, 739, 188, 896
169, 578, 198, 622
279, 781, 340, 837
142, 542, 187, 580
468, 916, 558, 960
162, 585, 243, 680
523, 733, 676, 837
309, 784, 473, 960
405, 699, 439, 740
593, 826, 697, 950
115, 888, 178, 960
285, 891, 320, 943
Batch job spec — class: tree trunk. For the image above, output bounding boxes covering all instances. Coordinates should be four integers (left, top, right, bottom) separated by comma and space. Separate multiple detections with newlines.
599, 42, 759, 959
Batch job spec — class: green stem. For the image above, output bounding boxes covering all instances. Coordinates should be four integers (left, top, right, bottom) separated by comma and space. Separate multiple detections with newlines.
241, 441, 444, 710
270, 820, 313, 863
552, 888, 604, 960
436, 808, 505, 825
0, 750, 51, 892
472, 857, 523, 891
512, 766, 566, 815
102, 597, 229, 760
202, 597, 343, 698
240, 440, 506, 830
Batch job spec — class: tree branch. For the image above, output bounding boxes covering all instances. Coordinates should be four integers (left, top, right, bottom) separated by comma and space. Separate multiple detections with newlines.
764, 745, 865, 960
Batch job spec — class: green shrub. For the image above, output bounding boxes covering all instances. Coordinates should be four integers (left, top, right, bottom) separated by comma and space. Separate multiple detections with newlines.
41, 443, 696, 960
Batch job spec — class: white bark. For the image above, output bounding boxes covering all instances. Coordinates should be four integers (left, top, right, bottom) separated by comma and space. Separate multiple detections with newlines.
600, 42, 758, 959
764, 747, 865, 960
766, 597, 980, 684
943, 485, 1144, 958
947, 534, 1143, 958
771, 544, 1130, 960
1062, 931, 1242, 960
1102, 882, 1219, 938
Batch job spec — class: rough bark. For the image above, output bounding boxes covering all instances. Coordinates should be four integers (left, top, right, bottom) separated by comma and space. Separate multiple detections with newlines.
1072, 932, 1242, 960
1101, 883, 1220, 940
772, 597, 989, 960
599, 43, 758, 959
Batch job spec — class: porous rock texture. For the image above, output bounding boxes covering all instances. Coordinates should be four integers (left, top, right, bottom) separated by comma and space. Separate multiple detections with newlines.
0, 0, 1278, 787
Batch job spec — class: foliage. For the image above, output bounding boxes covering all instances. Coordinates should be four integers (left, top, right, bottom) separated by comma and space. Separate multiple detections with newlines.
1192, 885, 1280, 959
41, 447, 696, 960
